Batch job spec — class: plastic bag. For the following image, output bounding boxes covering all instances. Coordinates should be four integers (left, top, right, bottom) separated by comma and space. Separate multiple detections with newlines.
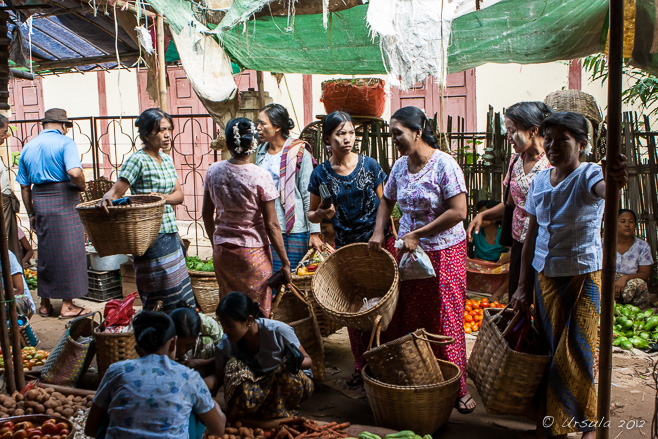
394, 239, 436, 281
359, 297, 381, 312
101, 292, 137, 330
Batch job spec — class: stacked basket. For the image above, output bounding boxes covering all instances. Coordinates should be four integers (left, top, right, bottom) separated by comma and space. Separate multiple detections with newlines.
188, 270, 219, 315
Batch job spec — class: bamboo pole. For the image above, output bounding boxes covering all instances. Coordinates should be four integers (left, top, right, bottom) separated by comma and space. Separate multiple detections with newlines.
0, 208, 24, 390
0, 261, 15, 393
256, 71, 266, 110
157, 14, 168, 113
597, 0, 623, 438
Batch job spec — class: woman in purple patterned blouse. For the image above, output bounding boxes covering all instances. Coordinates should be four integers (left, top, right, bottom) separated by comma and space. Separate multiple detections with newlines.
369, 106, 474, 414
466, 101, 552, 302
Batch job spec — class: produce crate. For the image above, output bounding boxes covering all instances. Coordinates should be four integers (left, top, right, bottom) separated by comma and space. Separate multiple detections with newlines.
86, 269, 122, 302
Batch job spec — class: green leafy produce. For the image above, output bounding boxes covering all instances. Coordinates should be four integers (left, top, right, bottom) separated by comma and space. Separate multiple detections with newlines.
185, 256, 214, 272
614, 306, 658, 351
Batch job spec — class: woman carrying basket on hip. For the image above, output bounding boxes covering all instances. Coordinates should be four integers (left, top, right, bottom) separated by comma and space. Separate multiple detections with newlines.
99, 108, 195, 313
511, 112, 628, 438
369, 106, 474, 414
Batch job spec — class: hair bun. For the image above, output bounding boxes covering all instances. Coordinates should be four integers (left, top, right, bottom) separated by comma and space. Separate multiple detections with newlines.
287, 119, 295, 131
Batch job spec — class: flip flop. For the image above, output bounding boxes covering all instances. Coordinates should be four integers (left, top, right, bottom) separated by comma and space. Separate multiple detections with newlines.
58, 307, 89, 320
455, 396, 476, 414
38, 306, 53, 317
346, 372, 364, 388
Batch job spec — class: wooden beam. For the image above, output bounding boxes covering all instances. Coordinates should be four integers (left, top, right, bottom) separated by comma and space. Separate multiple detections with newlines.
34, 53, 140, 70
257, 71, 266, 110
303, 74, 313, 127
157, 14, 167, 112
568, 59, 582, 90
597, 1, 624, 438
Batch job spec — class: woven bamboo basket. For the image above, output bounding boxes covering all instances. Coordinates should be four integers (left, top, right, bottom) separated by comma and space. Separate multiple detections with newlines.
188, 270, 219, 314
362, 360, 461, 435
79, 177, 115, 203
364, 317, 452, 385
468, 307, 552, 416
293, 247, 342, 337
93, 327, 138, 380
312, 243, 399, 332
271, 285, 326, 380
76, 195, 165, 257
544, 89, 603, 124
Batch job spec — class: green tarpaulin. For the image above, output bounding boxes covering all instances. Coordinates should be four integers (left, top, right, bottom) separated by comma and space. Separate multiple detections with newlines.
146, 0, 612, 75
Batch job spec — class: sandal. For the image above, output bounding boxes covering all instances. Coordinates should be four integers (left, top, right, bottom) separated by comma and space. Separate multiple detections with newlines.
38, 306, 54, 317
455, 396, 476, 414
58, 306, 90, 320
346, 372, 364, 388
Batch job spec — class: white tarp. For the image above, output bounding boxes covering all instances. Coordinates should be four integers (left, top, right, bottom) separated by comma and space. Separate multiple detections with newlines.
367, 0, 504, 90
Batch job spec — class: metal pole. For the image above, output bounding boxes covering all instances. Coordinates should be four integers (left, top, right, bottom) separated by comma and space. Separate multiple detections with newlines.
157, 15, 168, 113
597, 1, 623, 438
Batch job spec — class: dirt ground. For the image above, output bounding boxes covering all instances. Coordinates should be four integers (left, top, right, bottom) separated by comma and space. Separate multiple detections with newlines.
22, 297, 657, 439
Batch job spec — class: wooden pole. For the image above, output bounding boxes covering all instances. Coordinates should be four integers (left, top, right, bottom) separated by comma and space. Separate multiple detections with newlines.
256, 71, 266, 110
0, 203, 24, 390
157, 14, 168, 113
597, 1, 623, 438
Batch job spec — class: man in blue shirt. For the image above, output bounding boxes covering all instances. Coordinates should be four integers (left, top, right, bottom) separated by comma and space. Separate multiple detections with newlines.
17, 108, 89, 319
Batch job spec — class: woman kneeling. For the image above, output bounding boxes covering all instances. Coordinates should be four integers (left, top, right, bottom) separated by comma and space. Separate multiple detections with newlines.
207, 292, 314, 419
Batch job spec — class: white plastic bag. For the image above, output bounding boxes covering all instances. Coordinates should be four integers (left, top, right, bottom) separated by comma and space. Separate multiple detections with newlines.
394, 239, 436, 281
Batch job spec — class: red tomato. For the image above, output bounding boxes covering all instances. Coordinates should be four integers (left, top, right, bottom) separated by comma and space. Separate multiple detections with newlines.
53, 425, 67, 435
58, 430, 69, 437
1, 431, 12, 439
50, 435, 61, 439
465, 304, 472, 312
464, 326, 472, 334
28, 433, 41, 439
0, 428, 11, 437
1, 424, 13, 431
465, 314, 473, 323
39, 425, 57, 437
12, 430, 28, 439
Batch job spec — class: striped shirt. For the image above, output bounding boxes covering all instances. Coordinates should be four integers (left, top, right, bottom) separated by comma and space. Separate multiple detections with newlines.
119, 150, 178, 234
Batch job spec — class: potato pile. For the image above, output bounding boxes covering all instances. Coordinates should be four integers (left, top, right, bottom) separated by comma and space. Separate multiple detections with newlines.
0, 387, 94, 419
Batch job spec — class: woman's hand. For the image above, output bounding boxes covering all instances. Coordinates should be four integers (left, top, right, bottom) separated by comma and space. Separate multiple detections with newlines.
510, 286, 531, 312
184, 359, 206, 371
466, 214, 482, 242
368, 230, 386, 252
602, 154, 629, 188
317, 205, 336, 220
615, 275, 628, 298
98, 196, 115, 215
281, 264, 292, 285
309, 233, 323, 251
399, 232, 420, 255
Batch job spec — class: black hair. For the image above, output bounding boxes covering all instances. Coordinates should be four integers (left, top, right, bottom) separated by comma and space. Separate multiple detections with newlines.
0, 115, 8, 128
505, 102, 553, 131
322, 111, 353, 145
391, 106, 439, 149
135, 108, 173, 144
170, 303, 201, 339
225, 117, 257, 154
476, 200, 501, 211
216, 291, 263, 322
618, 208, 638, 222
260, 103, 295, 138
133, 311, 176, 354
540, 112, 589, 144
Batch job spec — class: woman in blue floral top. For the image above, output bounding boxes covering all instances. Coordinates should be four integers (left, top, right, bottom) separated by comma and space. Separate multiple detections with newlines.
308, 111, 392, 387
85, 310, 226, 439
100, 108, 195, 312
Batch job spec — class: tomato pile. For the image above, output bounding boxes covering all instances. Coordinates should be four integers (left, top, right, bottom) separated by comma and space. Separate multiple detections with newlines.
464, 298, 505, 334
0, 418, 71, 439
0, 347, 50, 372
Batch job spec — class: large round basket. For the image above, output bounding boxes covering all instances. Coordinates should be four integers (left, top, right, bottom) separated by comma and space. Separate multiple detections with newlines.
189, 270, 219, 314
311, 243, 399, 332
362, 360, 461, 435
76, 195, 165, 257
93, 328, 138, 380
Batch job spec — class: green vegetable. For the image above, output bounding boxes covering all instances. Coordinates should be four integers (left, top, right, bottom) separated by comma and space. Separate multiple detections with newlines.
625, 330, 635, 337
613, 336, 627, 347
619, 317, 633, 330
620, 340, 633, 350
360, 433, 382, 439
644, 309, 655, 318
640, 332, 650, 340
614, 324, 622, 332
644, 316, 658, 331
631, 337, 649, 350
621, 308, 631, 317
385, 431, 415, 439
636, 321, 646, 331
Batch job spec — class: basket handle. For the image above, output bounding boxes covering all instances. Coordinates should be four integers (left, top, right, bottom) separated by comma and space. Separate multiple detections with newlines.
270, 285, 288, 316
295, 249, 317, 270
286, 283, 310, 306
499, 305, 524, 339
367, 315, 383, 351
412, 330, 454, 346
67, 310, 101, 330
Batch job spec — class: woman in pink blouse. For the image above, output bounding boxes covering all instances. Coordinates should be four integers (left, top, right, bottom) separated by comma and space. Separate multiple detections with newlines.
369, 106, 473, 414
202, 118, 291, 317
467, 101, 552, 302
